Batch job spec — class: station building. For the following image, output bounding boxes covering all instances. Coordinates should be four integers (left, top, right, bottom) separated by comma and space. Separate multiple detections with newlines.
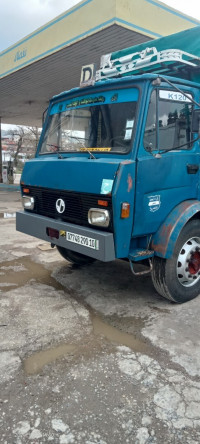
0, 0, 199, 128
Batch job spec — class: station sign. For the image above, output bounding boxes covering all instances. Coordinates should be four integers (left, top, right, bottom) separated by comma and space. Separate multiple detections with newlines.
80, 64, 96, 87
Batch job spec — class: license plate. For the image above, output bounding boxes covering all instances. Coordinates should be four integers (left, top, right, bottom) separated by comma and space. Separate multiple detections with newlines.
66, 231, 99, 250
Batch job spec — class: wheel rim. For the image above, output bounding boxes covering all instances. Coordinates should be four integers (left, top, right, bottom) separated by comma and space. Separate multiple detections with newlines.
177, 237, 200, 287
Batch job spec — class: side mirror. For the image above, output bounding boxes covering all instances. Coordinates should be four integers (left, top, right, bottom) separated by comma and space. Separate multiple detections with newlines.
192, 109, 200, 134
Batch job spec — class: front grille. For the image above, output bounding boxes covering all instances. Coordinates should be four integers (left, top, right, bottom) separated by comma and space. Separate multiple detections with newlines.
23, 186, 113, 231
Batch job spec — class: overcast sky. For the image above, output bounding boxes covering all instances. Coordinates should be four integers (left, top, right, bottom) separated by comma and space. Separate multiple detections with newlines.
0, 0, 200, 52
0, 0, 80, 52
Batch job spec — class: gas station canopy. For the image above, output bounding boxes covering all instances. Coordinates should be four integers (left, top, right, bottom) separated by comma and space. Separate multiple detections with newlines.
0, 0, 199, 126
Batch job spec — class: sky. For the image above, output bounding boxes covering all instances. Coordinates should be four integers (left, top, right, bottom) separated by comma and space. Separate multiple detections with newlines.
1, 0, 200, 130
1, 0, 200, 53
0, 0, 80, 52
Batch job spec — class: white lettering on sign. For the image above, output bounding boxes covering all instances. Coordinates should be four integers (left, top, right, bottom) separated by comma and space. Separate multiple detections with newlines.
159, 90, 192, 103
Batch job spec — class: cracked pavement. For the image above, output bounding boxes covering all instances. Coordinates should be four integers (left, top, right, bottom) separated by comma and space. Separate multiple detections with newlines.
0, 190, 200, 443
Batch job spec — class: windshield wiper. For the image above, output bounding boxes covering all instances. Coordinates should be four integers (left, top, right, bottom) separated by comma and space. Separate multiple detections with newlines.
46, 140, 96, 160
46, 143, 64, 158
67, 136, 96, 159
82, 147, 96, 159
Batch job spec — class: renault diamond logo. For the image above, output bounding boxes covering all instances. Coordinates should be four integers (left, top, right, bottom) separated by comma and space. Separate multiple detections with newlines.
56, 198, 65, 214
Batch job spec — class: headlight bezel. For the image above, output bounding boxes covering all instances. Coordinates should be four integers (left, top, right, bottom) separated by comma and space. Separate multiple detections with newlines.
88, 208, 110, 227
22, 195, 35, 210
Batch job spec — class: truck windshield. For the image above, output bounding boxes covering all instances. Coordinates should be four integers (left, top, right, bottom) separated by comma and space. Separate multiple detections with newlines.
39, 88, 138, 155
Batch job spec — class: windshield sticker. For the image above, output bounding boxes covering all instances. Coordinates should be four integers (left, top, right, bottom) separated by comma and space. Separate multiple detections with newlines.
159, 90, 192, 103
124, 119, 134, 140
80, 147, 111, 152
126, 119, 134, 128
124, 129, 132, 140
148, 195, 161, 212
66, 96, 105, 109
101, 179, 114, 195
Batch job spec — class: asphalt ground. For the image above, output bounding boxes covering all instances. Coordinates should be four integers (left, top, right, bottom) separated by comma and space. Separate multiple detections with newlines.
0, 190, 200, 444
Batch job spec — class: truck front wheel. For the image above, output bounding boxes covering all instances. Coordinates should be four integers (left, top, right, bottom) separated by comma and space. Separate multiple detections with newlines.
57, 246, 96, 265
151, 220, 200, 303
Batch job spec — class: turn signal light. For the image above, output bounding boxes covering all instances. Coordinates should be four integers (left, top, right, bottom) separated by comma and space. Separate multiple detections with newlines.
23, 188, 30, 194
98, 200, 108, 207
121, 202, 130, 218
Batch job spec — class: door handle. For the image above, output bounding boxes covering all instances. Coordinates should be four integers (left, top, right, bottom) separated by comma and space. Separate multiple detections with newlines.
187, 164, 199, 174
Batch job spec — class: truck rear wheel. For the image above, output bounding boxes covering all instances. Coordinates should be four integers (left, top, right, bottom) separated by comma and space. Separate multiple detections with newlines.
151, 220, 200, 303
57, 246, 96, 265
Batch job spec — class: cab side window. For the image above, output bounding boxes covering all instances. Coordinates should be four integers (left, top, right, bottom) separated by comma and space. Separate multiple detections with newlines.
144, 89, 193, 152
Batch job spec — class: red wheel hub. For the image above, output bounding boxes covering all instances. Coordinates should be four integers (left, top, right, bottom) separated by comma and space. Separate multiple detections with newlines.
188, 251, 200, 275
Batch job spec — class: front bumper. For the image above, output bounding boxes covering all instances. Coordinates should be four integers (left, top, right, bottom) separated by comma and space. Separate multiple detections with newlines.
16, 211, 115, 262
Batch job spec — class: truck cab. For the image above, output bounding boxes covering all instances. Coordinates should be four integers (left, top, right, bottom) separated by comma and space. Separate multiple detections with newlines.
16, 40, 200, 303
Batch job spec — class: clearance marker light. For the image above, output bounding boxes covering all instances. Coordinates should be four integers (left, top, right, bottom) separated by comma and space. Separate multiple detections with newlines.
98, 200, 108, 207
121, 202, 130, 218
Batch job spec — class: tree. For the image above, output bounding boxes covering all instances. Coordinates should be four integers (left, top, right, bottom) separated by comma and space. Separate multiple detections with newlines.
10, 125, 41, 167
12, 127, 24, 168
5, 126, 41, 183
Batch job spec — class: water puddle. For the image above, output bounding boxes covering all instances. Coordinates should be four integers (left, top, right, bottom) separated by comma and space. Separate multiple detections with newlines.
0, 212, 16, 219
24, 315, 151, 375
92, 315, 150, 354
24, 344, 76, 375
0, 257, 63, 292
3, 257, 152, 375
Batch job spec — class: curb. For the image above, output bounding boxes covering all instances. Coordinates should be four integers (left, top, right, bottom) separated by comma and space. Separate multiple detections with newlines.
0, 183, 20, 191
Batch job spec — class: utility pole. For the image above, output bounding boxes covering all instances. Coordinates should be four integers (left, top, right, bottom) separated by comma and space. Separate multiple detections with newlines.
0, 117, 2, 183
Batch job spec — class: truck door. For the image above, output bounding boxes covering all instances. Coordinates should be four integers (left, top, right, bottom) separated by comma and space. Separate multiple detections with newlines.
133, 86, 200, 237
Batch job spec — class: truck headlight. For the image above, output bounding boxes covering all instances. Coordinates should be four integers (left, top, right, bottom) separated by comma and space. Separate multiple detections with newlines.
88, 208, 110, 227
22, 196, 35, 210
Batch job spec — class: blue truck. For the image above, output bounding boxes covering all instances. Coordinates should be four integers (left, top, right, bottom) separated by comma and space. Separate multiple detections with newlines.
16, 26, 200, 303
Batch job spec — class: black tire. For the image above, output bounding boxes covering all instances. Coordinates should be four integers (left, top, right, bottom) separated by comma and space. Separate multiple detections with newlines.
57, 246, 96, 265
151, 219, 200, 303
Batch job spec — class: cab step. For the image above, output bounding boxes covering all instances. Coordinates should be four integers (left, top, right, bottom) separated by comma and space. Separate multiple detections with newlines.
128, 249, 154, 276
128, 249, 154, 262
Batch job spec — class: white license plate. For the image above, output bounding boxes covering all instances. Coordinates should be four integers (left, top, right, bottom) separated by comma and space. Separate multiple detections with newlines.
66, 231, 99, 250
